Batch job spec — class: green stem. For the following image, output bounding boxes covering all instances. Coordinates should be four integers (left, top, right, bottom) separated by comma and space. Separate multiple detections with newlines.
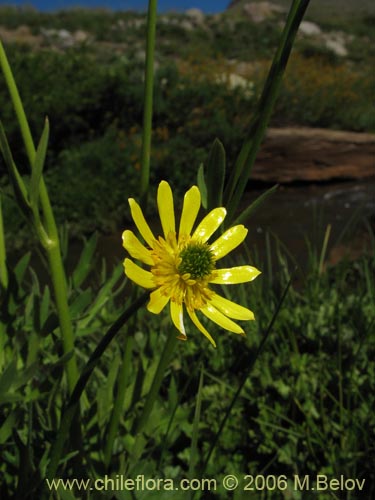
47, 244, 79, 390
224, 0, 310, 224
0, 40, 78, 393
44, 291, 149, 483
139, 0, 157, 204
104, 334, 134, 468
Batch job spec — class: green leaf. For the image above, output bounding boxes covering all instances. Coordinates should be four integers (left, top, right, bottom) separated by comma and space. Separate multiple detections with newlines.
30, 117, 49, 211
14, 252, 31, 286
97, 352, 121, 427
0, 360, 17, 397
40, 285, 51, 329
72, 232, 98, 288
69, 288, 93, 319
0, 411, 16, 444
232, 184, 279, 226
0, 121, 31, 219
12, 362, 39, 392
197, 163, 207, 209
206, 138, 226, 211
77, 264, 123, 329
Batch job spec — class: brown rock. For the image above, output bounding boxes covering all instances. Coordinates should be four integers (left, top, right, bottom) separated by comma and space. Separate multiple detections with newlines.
252, 127, 375, 183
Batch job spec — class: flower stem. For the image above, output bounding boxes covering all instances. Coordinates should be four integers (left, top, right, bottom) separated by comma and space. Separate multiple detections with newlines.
0, 40, 78, 393
139, 0, 157, 204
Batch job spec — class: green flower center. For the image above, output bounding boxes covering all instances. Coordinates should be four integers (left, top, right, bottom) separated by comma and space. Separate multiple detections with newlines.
178, 242, 215, 280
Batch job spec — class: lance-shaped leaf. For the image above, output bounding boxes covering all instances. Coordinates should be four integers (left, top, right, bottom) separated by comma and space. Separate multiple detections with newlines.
206, 138, 226, 211
197, 162, 207, 209
0, 121, 31, 219
30, 117, 49, 212
71, 232, 98, 288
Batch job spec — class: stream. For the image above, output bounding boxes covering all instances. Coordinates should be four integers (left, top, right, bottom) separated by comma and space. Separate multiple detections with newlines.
97, 178, 375, 272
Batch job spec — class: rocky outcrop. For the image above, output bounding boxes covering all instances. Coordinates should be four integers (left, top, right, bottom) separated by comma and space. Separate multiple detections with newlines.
252, 127, 375, 183
228, 1, 285, 22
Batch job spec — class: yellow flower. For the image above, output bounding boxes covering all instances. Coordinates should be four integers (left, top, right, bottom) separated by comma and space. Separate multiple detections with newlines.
122, 181, 261, 347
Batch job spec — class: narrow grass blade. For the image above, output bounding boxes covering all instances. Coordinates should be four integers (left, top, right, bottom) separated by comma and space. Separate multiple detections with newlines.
71, 232, 98, 288
206, 138, 226, 211
197, 163, 207, 209
318, 224, 331, 275
0, 122, 31, 218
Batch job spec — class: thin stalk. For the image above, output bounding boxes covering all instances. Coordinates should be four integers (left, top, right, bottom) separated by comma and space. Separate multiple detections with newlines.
224, 0, 310, 224
0, 40, 78, 393
44, 291, 149, 483
318, 223, 331, 276
139, 0, 157, 204
46, 245, 79, 391
104, 334, 134, 469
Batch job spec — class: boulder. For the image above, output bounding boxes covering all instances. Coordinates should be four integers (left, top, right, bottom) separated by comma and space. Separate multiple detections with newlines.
185, 8, 205, 25
229, 1, 285, 22
299, 21, 322, 36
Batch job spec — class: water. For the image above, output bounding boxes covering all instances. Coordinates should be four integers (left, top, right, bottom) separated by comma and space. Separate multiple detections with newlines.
98, 179, 375, 271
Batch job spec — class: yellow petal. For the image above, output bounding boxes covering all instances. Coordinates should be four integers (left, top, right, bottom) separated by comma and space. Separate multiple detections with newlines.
210, 293, 255, 320
201, 303, 245, 335
129, 198, 155, 247
178, 185, 201, 240
186, 308, 216, 347
157, 181, 175, 238
209, 225, 248, 260
122, 230, 154, 265
210, 266, 261, 284
192, 207, 226, 243
170, 301, 187, 340
124, 258, 155, 289
147, 288, 170, 314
